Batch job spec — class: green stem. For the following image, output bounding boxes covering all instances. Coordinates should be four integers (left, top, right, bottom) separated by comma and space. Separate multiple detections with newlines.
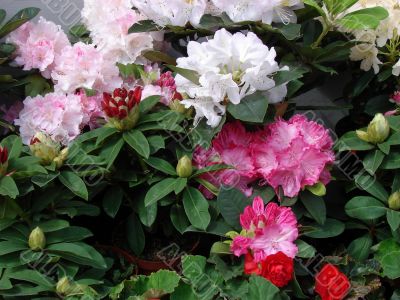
312, 23, 331, 48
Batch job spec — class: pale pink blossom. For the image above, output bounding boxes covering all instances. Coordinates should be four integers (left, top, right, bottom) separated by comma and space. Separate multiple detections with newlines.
15, 93, 84, 146
193, 121, 256, 198
6, 17, 70, 78
231, 196, 298, 262
51, 42, 122, 93
252, 115, 334, 198
77, 90, 105, 129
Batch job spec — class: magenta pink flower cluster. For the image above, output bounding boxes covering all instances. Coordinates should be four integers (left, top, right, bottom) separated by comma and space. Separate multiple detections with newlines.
193, 115, 334, 198
231, 196, 299, 262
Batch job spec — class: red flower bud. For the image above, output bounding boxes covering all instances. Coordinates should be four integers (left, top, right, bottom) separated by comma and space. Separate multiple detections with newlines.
102, 87, 142, 120
0, 146, 8, 164
244, 252, 262, 276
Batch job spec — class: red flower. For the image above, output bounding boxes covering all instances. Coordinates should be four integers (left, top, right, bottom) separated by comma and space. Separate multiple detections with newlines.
0, 146, 8, 164
102, 87, 142, 119
261, 251, 293, 287
244, 252, 262, 276
315, 264, 351, 300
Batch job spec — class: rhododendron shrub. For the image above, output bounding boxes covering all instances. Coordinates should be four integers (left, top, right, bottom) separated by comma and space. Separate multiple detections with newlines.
1, 1, 399, 299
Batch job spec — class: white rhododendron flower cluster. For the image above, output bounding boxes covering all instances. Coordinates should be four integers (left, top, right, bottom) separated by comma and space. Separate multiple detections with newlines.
175, 28, 289, 127
342, 0, 400, 74
131, 0, 304, 26
82, 0, 154, 64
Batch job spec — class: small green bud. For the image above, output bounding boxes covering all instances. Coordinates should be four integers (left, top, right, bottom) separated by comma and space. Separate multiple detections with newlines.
169, 99, 187, 114
357, 113, 390, 144
176, 155, 193, 178
28, 227, 46, 251
389, 191, 400, 211
306, 182, 327, 196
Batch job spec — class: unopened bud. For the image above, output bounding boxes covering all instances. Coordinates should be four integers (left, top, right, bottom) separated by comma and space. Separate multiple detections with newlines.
54, 148, 69, 169
389, 191, 400, 211
357, 113, 390, 144
29, 133, 60, 165
176, 155, 193, 178
169, 99, 187, 114
306, 182, 326, 196
28, 227, 46, 251
0, 146, 8, 176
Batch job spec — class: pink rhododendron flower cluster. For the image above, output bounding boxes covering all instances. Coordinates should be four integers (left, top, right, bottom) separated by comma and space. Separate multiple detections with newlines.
15, 93, 84, 146
252, 115, 334, 197
231, 196, 299, 262
193, 121, 257, 198
52, 42, 122, 93
6, 17, 70, 78
194, 115, 334, 198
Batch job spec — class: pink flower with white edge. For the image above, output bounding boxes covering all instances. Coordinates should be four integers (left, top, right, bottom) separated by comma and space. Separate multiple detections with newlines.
51, 42, 122, 93
193, 121, 256, 199
6, 17, 70, 78
231, 196, 298, 262
252, 115, 334, 198
15, 93, 84, 146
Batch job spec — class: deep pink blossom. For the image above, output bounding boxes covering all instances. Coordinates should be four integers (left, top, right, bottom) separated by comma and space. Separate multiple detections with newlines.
193, 121, 256, 198
252, 115, 334, 198
231, 196, 298, 262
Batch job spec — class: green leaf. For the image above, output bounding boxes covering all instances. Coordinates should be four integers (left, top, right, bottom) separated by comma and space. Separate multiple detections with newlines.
348, 235, 372, 261
8, 269, 54, 288
363, 150, 385, 175
217, 187, 251, 229
139, 95, 161, 114
100, 135, 124, 169
227, 92, 269, 123
143, 50, 177, 65
31, 172, 59, 187
137, 194, 158, 227
0, 240, 27, 255
0, 176, 19, 199
345, 196, 387, 220
189, 116, 225, 149
126, 213, 145, 256
46, 226, 93, 244
329, 0, 358, 15
304, 0, 327, 16
167, 65, 200, 85
274, 23, 301, 40
296, 240, 316, 258
182, 255, 206, 281
147, 270, 181, 294
375, 239, 400, 279
170, 204, 190, 234
148, 135, 165, 154
128, 19, 160, 33
174, 178, 187, 194
381, 152, 400, 170
144, 178, 177, 207
338, 7, 389, 30
387, 210, 400, 232
387, 116, 400, 131
244, 276, 280, 300
0, 8, 40, 38
0, 135, 22, 160
210, 241, 231, 255
300, 191, 326, 225
171, 283, 199, 300
47, 242, 106, 269
354, 173, 388, 202
335, 131, 375, 151
95, 127, 118, 146
38, 219, 69, 232
304, 218, 345, 238
273, 67, 308, 86
59, 171, 88, 201
183, 187, 211, 230
103, 186, 123, 218
0, 10, 6, 25
145, 157, 177, 176
123, 130, 150, 159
